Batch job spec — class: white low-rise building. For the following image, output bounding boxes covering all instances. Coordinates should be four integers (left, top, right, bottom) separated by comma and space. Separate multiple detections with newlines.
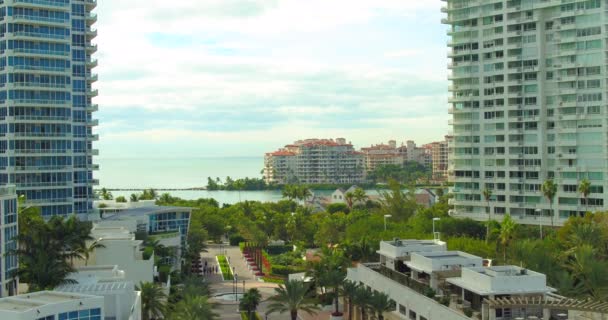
75, 226, 155, 284
55, 265, 142, 320
347, 239, 607, 320
0, 291, 104, 320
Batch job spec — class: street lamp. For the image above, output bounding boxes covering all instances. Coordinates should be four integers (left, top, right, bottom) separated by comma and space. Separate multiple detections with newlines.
234, 273, 238, 301
432, 218, 441, 240
535, 208, 543, 240
383, 214, 392, 231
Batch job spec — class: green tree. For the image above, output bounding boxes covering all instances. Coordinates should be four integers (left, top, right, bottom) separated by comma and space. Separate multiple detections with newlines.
482, 188, 493, 243
100, 187, 113, 200
240, 288, 262, 319
206, 177, 220, 191
319, 269, 346, 316
137, 282, 167, 320
77, 240, 106, 266
541, 179, 557, 227
378, 179, 418, 221
352, 188, 367, 206
368, 291, 394, 320
130, 193, 139, 202
115, 196, 127, 203
353, 286, 372, 320
234, 180, 246, 203
341, 280, 359, 320
498, 214, 517, 262
170, 295, 218, 320
266, 280, 320, 320
344, 192, 354, 210
282, 185, 298, 201
578, 178, 591, 213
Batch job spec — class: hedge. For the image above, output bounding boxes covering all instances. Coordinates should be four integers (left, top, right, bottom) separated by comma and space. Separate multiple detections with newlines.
270, 264, 306, 276
217, 255, 233, 280
230, 235, 246, 246
266, 245, 293, 255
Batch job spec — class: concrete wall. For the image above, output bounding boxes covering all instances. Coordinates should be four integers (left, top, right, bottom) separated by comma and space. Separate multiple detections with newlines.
461, 267, 546, 294
90, 240, 154, 284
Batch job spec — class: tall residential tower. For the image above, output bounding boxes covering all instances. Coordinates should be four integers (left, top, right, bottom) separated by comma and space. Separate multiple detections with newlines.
445, 0, 606, 226
0, 0, 99, 218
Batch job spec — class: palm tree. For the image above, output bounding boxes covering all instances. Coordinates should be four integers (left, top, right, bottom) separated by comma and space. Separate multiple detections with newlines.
352, 188, 367, 206
297, 186, 312, 203
353, 286, 372, 320
541, 179, 557, 227
368, 291, 394, 320
344, 192, 354, 210
482, 188, 493, 243
341, 280, 359, 320
234, 180, 246, 203
77, 240, 106, 266
266, 280, 320, 320
137, 282, 166, 320
100, 187, 113, 200
319, 269, 346, 316
240, 288, 262, 319
282, 185, 297, 201
498, 214, 517, 262
578, 178, 591, 214
158, 193, 173, 204
170, 295, 218, 320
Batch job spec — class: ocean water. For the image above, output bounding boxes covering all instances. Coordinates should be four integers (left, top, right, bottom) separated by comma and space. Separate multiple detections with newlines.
96, 157, 280, 203
96, 157, 264, 189
95, 157, 380, 204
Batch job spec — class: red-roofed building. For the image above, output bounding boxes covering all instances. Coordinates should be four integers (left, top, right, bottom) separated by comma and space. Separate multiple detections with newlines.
263, 138, 365, 184
360, 140, 405, 173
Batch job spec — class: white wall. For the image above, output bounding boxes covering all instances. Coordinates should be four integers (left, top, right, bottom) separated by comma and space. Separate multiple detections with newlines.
90, 240, 154, 284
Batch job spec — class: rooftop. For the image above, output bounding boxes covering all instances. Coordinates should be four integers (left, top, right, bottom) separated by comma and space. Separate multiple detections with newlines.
102, 205, 191, 221
447, 266, 554, 296
384, 239, 446, 247
0, 291, 100, 313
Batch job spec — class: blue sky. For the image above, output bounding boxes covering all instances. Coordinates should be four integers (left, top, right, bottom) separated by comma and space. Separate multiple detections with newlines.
94, 0, 449, 158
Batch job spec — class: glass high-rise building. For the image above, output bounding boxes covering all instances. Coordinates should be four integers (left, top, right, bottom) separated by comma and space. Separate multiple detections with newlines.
0, 0, 98, 218
445, 0, 606, 226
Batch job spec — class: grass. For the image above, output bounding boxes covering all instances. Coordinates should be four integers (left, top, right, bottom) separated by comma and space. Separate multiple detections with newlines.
217, 255, 233, 280
261, 276, 285, 284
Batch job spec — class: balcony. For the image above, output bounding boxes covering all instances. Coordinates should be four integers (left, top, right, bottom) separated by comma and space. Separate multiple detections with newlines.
85, 44, 97, 53
9, 64, 70, 74
9, 0, 70, 10
11, 148, 72, 155
85, 13, 97, 25
9, 48, 69, 57
86, 89, 99, 97
86, 104, 99, 112
7, 82, 70, 90
85, 27, 98, 38
86, 119, 99, 126
87, 149, 99, 156
8, 31, 70, 42
85, 0, 97, 9
13, 165, 72, 171
24, 197, 74, 205
16, 181, 72, 188
8, 99, 71, 107
8, 115, 71, 123
86, 58, 98, 68
10, 14, 69, 26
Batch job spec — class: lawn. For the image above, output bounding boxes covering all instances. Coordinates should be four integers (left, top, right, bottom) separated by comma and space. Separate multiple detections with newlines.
217, 255, 234, 280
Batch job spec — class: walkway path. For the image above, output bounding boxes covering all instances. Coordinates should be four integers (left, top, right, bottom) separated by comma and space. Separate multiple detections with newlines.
204, 244, 291, 320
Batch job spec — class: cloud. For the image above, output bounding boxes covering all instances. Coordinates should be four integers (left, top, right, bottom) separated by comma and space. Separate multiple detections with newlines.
93, 0, 449, 157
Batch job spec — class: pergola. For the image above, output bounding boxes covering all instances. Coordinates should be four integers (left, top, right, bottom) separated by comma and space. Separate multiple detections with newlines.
484, 296, 608, 314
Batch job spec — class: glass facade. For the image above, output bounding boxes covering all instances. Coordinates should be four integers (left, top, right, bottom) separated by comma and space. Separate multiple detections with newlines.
0, 0, 98, 218
0, 194, 17, 297
148, 211, 190, 246
58, 308, 102, 320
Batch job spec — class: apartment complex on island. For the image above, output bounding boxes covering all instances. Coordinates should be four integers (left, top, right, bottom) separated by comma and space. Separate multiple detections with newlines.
347, 238, 608, 320
0, 186, 17, 298
264, 138, 365, 184
264, 137, 454, 185
445, 0, 608, 226
0, 0, 99, 218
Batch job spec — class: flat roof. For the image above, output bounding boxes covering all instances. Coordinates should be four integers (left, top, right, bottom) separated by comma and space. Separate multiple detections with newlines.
0, 291, 99, 313
102, 205, 191, 221
446, 266, 554, 296
383, 239, 446, 247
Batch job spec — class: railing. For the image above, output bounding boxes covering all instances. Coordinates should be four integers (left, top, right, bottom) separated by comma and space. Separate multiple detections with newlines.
12, 116, 70, 121
12, 47, 69, 56
10, 99, 70, 105
11, 65, 69, 72
11, 31, 70, 41
9, 81, 70, 89
14, 165, 71, 171
12, 0, 70, 7
16, 181, 71, 187
12, 149, 71, 154
12, 14, 69, 24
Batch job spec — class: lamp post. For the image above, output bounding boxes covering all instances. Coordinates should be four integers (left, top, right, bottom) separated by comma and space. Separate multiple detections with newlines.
535, 208, 543, 240
432, 218, 441, 240
243, 280, 246, 295
383, 214, 392, 231
234, 274, 238, 301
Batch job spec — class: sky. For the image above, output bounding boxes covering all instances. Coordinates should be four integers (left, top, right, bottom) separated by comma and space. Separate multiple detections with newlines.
94, 0, 449, 158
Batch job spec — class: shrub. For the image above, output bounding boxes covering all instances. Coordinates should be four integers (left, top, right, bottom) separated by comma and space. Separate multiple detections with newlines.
115, 196, 127, 203
142, 247, 154, 260
98, 203, 107, 208
464, 307, 473, 317
423, 287, 436, 298
230, 235, 246, 246
266, 245, 293, 255
327, 203, 349, 214
261, 276, 285, 284
270, 265, 306, 276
